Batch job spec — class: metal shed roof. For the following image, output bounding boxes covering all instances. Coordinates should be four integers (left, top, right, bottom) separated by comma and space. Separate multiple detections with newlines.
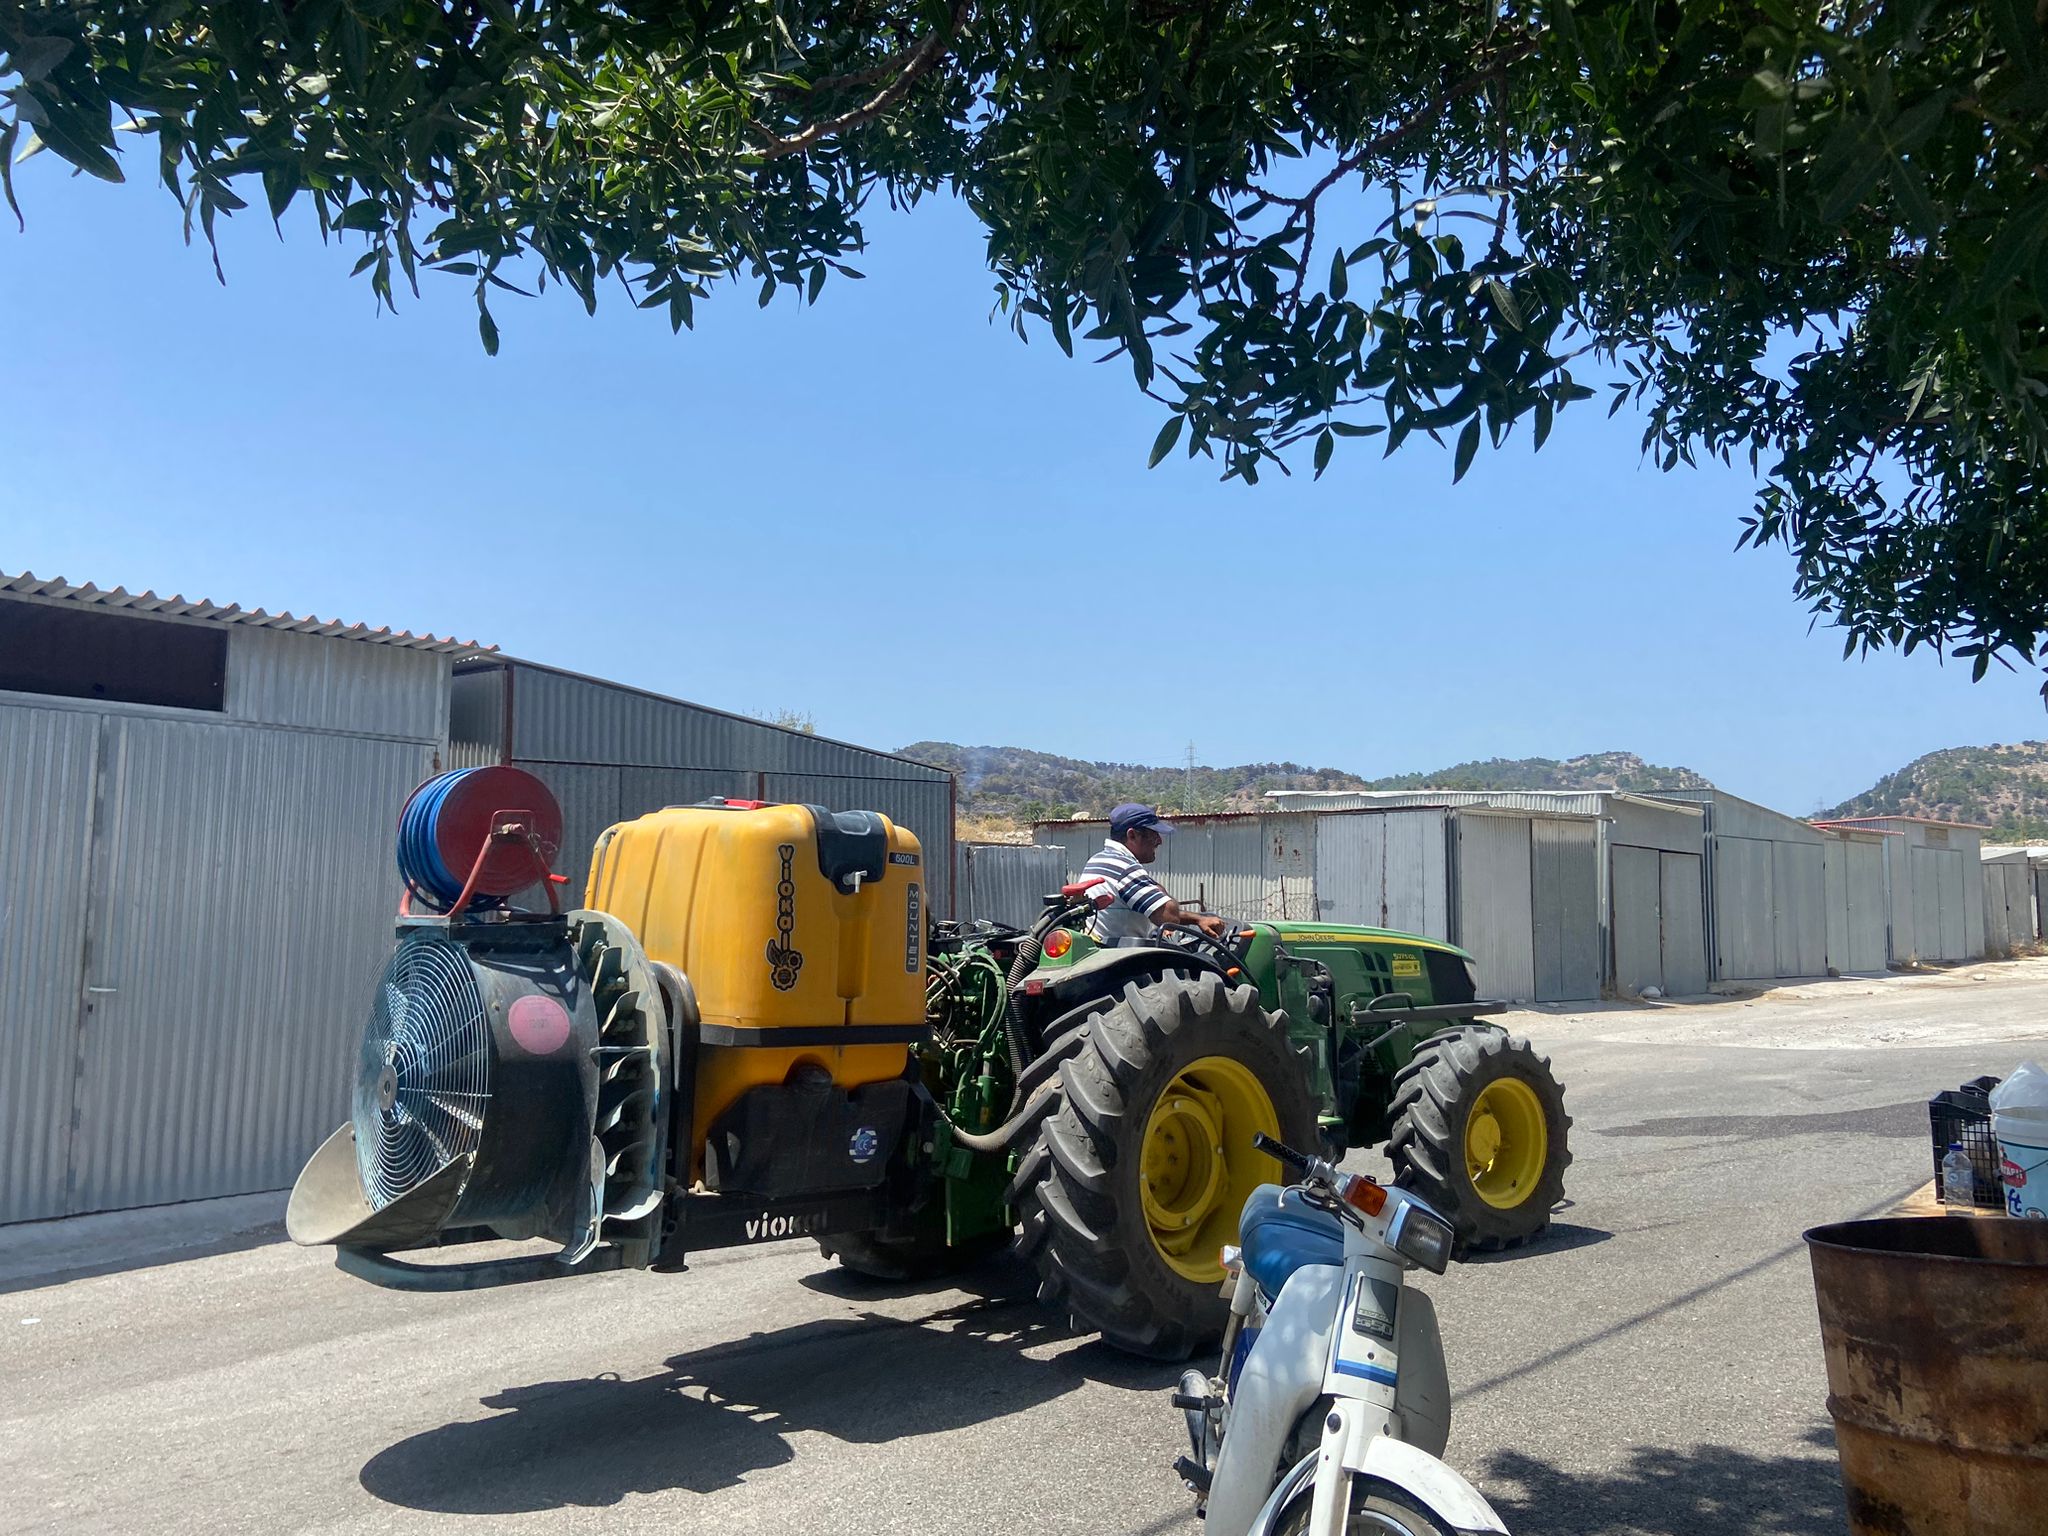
0, 570, 492, 655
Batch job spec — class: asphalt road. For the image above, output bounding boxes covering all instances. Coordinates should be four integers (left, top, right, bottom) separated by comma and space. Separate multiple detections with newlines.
6, 962, 2045, 1536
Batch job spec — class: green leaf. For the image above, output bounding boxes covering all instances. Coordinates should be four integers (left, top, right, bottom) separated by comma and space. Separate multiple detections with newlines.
337, 199, 382, 232
1484, 277, 1523, 331
1148, 414, 1184, 468
1329, 251, 1347, 301
478, 305, 500, 356
1313, 428, 1333, 478
1330, 421, 1385, 438
1452, 417, 1481, 483
9, 37, 73, 83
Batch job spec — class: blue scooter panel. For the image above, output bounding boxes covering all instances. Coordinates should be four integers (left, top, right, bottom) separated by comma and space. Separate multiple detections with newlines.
1238, 1184, 1345, 1299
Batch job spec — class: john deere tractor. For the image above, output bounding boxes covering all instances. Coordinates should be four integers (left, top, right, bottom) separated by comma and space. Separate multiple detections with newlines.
290, 771, 1568, 1361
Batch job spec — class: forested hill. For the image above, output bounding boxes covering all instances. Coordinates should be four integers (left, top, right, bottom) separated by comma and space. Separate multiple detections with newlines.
1823, 741, 2048, 840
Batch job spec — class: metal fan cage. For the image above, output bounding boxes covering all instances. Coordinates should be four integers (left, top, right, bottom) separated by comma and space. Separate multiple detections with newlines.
355, 937, 492, 1209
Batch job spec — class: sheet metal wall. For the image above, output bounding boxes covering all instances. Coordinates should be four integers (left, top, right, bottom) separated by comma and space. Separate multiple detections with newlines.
0, 679, 442, 1223
1311, 810, 1451, 939
228, 626, 450, 741
453, 662, 955, 914
0, 705, 100, 1222
958, 843, 1068, 929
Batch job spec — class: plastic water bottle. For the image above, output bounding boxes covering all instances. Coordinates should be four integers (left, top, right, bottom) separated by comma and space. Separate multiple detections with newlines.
1942, 1143, 1976, 1208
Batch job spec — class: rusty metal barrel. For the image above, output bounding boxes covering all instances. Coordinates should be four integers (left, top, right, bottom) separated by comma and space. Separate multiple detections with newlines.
1806, 1216, 2048, 1536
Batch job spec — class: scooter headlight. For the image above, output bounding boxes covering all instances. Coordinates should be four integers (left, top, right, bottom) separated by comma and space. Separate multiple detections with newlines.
1388, 1202, 1455, 1275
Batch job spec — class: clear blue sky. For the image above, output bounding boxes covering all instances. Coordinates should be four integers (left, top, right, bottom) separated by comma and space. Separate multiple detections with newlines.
3, 159, 2041, 814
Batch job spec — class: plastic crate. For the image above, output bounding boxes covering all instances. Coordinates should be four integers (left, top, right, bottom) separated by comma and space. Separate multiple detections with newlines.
1929, 1075, 2006, 1209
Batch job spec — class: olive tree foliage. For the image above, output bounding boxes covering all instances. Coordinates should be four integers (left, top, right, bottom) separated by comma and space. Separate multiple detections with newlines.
4, 2, 2045, 676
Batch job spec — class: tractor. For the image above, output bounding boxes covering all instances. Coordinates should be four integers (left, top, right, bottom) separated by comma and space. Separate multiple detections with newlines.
290, 769, 1569, 1361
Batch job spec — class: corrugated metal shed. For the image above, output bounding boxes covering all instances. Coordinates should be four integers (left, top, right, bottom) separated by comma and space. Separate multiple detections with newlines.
1818, 816, 1988, 962
1, 580, 455, 1224
1642, 789, 1832, 982
452, 660, 956, 914
958, 843, 1068, 929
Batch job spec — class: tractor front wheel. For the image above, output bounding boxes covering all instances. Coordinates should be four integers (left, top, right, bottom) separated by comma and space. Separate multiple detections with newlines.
1009, 973, 1317, 1360
1386, 1026, 1570, 1253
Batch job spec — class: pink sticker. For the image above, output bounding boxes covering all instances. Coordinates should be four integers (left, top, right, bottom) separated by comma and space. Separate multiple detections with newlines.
507, 994, 572, 1056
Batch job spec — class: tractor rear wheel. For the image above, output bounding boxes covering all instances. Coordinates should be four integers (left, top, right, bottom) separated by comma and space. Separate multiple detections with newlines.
1009, 973, 1317, 1360
1386, 1026, 1570, 1253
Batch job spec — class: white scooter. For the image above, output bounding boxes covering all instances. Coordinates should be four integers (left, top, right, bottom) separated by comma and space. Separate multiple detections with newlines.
1172, 1134, 1509, 1536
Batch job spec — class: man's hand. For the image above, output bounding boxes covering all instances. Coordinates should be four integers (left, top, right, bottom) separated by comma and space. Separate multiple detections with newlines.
1157, 899, 1228, 939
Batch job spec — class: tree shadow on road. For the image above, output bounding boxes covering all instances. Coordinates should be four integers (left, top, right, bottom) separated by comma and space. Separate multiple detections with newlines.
359, 1275, 1179, 1513
1479, 1427, 1847, 1536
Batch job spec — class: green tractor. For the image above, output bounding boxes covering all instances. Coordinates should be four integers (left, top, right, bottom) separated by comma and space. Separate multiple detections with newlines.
829, 878, 1572, 1359
291, 785, 1568, 1366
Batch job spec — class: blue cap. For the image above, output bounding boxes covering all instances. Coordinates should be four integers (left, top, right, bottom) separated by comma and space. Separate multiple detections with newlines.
1110, 803, 1174, 839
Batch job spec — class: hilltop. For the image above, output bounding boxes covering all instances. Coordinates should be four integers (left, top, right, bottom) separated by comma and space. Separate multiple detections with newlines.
1822, 741, 2048, 840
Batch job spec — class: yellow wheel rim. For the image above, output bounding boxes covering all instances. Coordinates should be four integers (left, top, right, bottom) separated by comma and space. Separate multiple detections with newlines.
1140, 1056, 1282, 1283
1465, 1078, 1548, 1209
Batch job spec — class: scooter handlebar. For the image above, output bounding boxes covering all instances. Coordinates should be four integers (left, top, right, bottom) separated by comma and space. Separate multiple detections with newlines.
1251, 1133, 1313, 1173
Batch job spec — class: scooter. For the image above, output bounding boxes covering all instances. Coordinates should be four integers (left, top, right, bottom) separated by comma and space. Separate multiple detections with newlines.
1172, 1134, 1509, 1536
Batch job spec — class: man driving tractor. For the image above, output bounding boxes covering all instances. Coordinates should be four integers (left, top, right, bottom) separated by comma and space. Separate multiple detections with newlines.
1081, 802, 1228, 944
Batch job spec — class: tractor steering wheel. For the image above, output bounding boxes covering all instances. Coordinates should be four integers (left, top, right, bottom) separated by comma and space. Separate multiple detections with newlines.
1158, 921, 1254, 980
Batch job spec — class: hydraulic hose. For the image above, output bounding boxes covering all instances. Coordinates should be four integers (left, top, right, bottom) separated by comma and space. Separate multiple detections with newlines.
944, 1074, 1065, 1154
1001, 934, 1044, 1083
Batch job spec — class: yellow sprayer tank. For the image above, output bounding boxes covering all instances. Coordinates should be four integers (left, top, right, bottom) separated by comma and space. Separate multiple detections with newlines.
585, 801, 925, 1180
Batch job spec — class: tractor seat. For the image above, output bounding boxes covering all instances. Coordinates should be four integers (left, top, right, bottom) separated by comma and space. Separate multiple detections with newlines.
1238, 1184, 1345, 1298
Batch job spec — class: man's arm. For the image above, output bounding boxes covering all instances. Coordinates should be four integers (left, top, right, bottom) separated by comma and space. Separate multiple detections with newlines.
1154, 898, 1225, 937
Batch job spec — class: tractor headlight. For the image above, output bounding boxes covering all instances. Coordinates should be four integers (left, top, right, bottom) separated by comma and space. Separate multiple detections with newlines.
1388, 1201, 1455, 1275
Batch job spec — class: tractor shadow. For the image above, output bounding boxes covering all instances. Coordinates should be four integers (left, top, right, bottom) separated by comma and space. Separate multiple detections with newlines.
359, 1262, 1178, 1513
1477, 1427, 1848, 1535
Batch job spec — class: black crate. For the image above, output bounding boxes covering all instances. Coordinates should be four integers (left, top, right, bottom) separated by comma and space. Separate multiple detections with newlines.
1929, 1075, 2005, 1209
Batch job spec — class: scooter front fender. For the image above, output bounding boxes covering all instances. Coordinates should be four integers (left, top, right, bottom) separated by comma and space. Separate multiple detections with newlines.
1253, 1400, 1509, 1536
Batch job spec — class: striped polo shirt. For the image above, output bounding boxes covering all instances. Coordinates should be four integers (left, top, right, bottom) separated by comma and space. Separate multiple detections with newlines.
1080, 838, 1173, 942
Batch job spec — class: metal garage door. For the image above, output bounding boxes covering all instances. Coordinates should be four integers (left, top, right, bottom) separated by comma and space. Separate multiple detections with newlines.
1611, 845, 1706, 998
1714, 836, 1777, 980
1911, 846, 1968, 961
1773, 841, 1826, 978
1532, 819, 1599, 1001
1611, 844, 1661, 996
1659, 852, 1708, 995
0, 705, 101, 1223
1456, 815, 1535, 1003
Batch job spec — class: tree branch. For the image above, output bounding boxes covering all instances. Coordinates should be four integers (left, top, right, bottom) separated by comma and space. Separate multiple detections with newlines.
753, 2, 969, 160
1265, 38, 1539, 216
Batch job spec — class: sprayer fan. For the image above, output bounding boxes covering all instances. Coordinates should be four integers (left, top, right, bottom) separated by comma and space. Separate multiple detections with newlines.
355, 935, 491, 1209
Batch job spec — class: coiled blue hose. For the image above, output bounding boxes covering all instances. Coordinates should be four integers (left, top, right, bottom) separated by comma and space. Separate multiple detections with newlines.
397, 768, 485, 908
